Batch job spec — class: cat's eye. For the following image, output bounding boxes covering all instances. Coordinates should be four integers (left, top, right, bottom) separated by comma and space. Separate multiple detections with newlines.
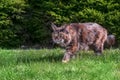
61, 34, 64, 37
54, 33, 58, 36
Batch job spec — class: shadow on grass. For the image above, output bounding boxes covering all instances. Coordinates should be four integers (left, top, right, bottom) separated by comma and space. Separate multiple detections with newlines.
16, 49, 120, 64
16, 54, 63, 64
15, 51, 95, 64
78, 50, 120, 63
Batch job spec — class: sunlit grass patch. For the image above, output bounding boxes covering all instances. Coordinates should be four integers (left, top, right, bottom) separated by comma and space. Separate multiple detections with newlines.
0, 48, 120, 80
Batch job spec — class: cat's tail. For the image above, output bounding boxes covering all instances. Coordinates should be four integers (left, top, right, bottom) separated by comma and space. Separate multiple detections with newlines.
105, 34, 115, 48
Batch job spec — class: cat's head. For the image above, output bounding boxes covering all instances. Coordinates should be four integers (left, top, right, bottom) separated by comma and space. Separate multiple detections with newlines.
51, 23, 72, 47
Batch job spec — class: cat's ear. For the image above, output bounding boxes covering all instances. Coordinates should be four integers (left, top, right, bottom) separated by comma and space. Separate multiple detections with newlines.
51, 23, 57, 31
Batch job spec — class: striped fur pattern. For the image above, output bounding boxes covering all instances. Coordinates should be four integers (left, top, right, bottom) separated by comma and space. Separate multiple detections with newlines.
52, 22, 107, 63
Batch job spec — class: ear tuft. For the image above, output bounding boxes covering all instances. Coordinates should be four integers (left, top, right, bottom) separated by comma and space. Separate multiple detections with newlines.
51, 23, 57, 31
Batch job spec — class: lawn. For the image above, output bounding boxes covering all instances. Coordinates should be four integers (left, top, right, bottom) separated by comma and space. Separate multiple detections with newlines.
0, 48, 120, 80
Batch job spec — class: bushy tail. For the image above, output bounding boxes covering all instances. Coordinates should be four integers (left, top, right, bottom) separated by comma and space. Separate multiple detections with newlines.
105, 34, 115, 48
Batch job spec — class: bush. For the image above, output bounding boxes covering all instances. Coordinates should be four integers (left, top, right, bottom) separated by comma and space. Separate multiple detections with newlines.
0, 0, 120, 48
45, 0, 120, 46
0, 0, 27, 48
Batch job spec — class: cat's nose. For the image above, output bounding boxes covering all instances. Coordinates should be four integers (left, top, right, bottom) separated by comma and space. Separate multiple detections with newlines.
61, 39, 64, 43
55, 37, 58, 39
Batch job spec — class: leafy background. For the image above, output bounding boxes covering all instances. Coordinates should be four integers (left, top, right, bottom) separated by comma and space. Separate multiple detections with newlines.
0, 0, 120, 48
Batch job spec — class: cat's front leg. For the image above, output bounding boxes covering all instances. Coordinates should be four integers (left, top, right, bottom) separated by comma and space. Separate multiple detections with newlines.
62, 45, 78, 63
62, 51, 72, 63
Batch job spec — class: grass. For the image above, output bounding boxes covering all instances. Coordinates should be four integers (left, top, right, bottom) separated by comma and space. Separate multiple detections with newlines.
0, 48, 120, 80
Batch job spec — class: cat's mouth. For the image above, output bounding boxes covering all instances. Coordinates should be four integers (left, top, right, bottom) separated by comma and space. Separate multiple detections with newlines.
56, 39, 65, 44
54, 39, 66, 47
56, 39, 71, 47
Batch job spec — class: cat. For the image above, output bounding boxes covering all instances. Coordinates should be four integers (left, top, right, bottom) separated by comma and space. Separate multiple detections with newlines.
51, 22, 107, 63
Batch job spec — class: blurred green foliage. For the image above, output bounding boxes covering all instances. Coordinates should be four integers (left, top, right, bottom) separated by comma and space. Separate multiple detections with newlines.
0, 0, 120, 48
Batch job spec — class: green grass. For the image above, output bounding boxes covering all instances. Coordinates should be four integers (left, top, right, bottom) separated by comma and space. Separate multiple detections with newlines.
0, 48, 120, 80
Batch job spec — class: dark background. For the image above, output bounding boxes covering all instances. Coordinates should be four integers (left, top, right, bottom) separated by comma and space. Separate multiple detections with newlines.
0, 0, 120, 48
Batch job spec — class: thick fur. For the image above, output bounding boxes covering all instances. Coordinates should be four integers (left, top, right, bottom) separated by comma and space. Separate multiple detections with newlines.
105, 34, 115, 48
52, 22, 107, 62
